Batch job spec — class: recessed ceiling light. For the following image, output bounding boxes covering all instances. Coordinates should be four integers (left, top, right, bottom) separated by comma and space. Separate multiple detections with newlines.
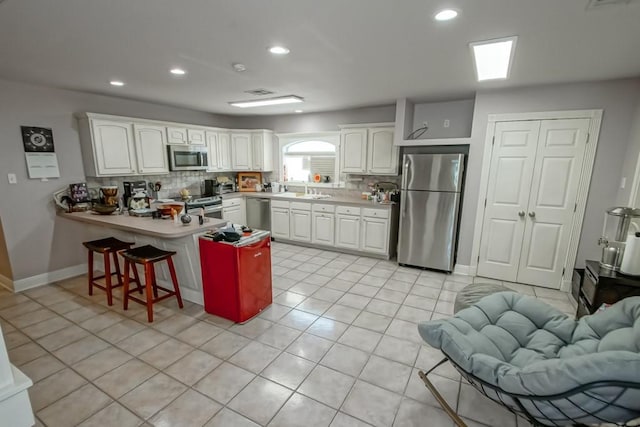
230, 95, 303, 108
233, 63, 247, 72
434, 9, 458, 21
268, 46, 290, 55
469, 36, 517, 81
109, 80, 125, 87
170, 68, 186, 75
294, 109, 303, 113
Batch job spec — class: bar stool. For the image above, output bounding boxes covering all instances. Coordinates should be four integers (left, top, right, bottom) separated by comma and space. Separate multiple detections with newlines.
83, 237, 142, 306
121, 244, 184, 322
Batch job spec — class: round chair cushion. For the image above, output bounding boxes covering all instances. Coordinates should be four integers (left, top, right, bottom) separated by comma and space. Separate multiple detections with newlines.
454, 282, 511, 313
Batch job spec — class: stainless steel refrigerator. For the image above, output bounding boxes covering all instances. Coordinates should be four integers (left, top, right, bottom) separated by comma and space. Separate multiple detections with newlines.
397, 153, 465, 272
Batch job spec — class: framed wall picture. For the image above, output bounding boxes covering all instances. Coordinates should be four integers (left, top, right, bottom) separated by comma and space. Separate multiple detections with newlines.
21, 126, 55, 152
238, 172, 263, 192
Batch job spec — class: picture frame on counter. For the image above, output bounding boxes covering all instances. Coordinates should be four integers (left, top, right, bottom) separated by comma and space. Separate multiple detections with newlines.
238, 172, 262, 192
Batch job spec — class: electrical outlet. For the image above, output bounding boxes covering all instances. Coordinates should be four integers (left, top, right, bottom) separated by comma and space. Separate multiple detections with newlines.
7, 173, 17, 184
443, 119, 450, 128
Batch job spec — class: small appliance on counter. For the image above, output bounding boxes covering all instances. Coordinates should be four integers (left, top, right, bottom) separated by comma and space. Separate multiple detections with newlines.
597, 207, 640, 271
202, 179, 216, 197
199, 228, 272, 323
99, 186, 119, 206
123, 180, 147, 207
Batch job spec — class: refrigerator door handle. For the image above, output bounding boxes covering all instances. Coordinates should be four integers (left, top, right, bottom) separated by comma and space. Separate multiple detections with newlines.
402, 159, 411, 190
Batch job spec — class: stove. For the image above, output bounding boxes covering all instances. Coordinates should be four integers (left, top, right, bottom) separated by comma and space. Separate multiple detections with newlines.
185, 195, 223, 219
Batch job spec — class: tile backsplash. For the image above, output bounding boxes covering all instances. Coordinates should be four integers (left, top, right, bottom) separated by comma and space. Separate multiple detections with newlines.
89, 172, 400, 199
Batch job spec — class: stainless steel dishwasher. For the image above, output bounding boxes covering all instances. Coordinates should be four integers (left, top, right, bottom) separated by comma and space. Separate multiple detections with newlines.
246, 198, 271, 231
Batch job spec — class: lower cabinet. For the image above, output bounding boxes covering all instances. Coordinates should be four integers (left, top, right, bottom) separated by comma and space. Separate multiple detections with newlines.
290, 209, 312, 242
312, 212, 335, 246
361, 217, 389, 254
222, 198, 246, 225
336, 214, 361, 250
271, 207, 290, 239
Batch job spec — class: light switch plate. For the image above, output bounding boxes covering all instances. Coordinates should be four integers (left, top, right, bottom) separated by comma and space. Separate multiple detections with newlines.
7, 173, 17, 184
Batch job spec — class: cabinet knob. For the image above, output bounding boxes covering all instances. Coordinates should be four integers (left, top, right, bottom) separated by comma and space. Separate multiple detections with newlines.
528, 211, 536, 218
518, 211, 525, 217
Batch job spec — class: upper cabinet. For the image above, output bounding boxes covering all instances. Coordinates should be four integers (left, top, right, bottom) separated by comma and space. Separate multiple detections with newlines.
77, 113, 274, 176
82, 119, 139, 176
133, 124, 169, 174
251, 130, 273, 171
231, 133, 252, 170
340, 128, 368, 173
167, 126, 206, 145
340, 124, 398, 175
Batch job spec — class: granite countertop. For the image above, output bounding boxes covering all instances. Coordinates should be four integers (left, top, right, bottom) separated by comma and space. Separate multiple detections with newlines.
60, 211, 227, 239
221, 191, 396, 208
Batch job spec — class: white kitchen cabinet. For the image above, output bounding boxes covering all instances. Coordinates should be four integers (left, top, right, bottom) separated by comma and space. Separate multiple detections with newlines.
167, 126, 188, 144
367, 127, 398, 175
231, 133, 252, 170
312, 212, 335, 246
133, 124, 169, 174
340, 128, 368, 173
271, 207, 290, 239
206, 130, 232, 172
336, 215, 361, 250
251, 131, 274, 171
289, 203, 312, 242
219, 132, 232, 170
83, 119, 138, 176
205, 131, 221, 171
222, 198, 246, 225
187, 128, 206, 145
360, 217, 389, 254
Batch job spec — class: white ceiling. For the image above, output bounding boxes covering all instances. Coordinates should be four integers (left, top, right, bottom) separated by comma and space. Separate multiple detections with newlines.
1, 0, 639, 115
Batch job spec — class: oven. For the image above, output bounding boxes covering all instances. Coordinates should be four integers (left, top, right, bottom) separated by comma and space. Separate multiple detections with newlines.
186, 196, 223, 220
168, 145, 209, 171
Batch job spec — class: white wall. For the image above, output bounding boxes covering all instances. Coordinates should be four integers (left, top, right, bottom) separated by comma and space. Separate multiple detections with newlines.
617, 99, 640, 206
0, 79, 239, 281
459, 78, 640, 269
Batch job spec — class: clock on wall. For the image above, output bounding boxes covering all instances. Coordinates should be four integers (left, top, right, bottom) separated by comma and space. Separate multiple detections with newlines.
21, 126, 55, 152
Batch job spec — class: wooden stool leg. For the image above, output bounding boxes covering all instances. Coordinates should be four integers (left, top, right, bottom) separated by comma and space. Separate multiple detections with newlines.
104, 252, 113, 306
112, 250, 123, 287
87, 250, 94, 296
150, 264, 159, 299
167, 257, 184, 309
144, 263, 154, 322
131, 264, 143, 294
123, 260, 131, 310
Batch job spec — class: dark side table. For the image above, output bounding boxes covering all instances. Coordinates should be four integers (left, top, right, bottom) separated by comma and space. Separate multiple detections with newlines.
572, 260, 640, 318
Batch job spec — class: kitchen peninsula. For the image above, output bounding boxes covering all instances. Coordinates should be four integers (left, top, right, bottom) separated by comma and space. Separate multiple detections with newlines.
60, 211, 226, 304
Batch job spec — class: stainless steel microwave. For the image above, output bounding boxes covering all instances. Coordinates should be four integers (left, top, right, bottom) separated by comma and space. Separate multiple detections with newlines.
168, 145, 209, 171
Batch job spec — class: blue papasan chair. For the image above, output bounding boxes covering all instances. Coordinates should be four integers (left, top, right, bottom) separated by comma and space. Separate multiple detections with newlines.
417, 292, 640, 427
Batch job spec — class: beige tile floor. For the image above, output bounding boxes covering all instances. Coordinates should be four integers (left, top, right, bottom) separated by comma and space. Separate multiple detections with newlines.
0, 241, 577, 427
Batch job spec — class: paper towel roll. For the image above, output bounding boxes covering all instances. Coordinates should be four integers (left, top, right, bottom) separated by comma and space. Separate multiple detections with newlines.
620, 232, 640, 276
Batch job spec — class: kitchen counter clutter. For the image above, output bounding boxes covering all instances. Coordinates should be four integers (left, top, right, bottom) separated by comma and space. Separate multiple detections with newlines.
221, 191, 397, 208
60, 211, 226, 238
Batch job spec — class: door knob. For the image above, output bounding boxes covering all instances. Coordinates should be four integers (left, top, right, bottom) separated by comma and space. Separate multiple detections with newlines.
528, 212, 536, 218
518, 211, 525, 217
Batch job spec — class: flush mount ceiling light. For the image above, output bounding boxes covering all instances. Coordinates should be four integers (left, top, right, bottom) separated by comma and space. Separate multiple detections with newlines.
229, 95, 303, 108
233, 63, 247, 72
469, 36, 517, 81
170, 68, 187, 75
434, 9, 458, 21
109, 80, 125, 86
268, 46, 290, 55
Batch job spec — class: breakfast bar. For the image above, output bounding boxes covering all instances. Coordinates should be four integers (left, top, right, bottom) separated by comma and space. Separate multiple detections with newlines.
60, 211, 227, 304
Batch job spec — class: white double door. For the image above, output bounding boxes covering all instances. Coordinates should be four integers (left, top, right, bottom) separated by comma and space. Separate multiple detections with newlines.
477, 118, 590, 288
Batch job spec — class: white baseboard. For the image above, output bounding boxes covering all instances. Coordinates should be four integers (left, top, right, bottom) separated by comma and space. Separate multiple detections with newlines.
177, 287, 203, 306
453, 264, 476, 276
12, 264, 87, 293
0, 274, 13, 292
560, 279, 571, 293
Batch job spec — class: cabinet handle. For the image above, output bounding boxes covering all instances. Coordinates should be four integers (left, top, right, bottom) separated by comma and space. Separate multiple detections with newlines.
528, 211, 536, 218
518, 211, 525, 217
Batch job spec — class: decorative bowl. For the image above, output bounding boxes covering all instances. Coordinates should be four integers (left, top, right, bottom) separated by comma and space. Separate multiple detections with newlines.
92, 204, 118, 215
157, 203, 184, 217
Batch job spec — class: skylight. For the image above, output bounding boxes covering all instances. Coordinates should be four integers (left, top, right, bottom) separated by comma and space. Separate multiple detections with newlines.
469, 36, 517, 81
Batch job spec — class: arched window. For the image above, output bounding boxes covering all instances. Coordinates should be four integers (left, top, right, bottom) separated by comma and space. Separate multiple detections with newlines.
279, 133, 340, 184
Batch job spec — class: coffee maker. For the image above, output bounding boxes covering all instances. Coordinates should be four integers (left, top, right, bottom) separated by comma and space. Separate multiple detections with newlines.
123, 180, 147, 207
202, 179, 217, 197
